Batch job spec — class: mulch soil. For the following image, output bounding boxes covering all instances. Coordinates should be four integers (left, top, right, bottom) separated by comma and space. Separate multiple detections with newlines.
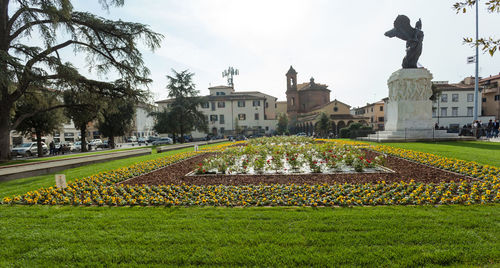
121, 151, 473, 186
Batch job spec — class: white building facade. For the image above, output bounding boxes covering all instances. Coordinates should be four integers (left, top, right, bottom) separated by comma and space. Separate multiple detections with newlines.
156, 86, 278, 139
432, 80, 494, 129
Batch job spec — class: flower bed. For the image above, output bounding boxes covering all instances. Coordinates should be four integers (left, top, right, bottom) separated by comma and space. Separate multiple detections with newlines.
195, 137, 387, 175
2, 138, 499, 207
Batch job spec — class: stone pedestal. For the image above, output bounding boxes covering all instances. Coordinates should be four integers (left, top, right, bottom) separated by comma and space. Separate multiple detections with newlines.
361, 68, 474, 142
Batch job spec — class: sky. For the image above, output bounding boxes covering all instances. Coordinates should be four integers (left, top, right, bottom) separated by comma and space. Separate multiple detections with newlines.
71, 0, 500, 108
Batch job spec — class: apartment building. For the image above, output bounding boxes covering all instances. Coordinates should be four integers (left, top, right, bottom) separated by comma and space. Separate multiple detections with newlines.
156, 85, 278, 138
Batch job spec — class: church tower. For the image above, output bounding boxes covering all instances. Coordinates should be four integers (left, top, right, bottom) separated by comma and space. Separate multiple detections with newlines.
286, 66, 299, 115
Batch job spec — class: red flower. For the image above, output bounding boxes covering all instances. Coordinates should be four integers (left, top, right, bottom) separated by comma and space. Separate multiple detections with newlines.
366, 160, 371, 163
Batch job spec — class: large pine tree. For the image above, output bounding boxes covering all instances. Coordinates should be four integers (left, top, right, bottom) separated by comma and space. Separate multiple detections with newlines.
0, 0, 163, 161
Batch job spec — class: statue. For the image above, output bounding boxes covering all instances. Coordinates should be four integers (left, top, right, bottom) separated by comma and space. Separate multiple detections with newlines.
385, 15, 423, 69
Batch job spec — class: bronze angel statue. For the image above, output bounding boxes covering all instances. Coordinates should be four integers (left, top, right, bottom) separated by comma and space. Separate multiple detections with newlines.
385, 15, 423, 69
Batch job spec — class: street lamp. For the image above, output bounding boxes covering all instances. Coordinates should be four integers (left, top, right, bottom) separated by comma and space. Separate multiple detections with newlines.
473, 0, 479, 121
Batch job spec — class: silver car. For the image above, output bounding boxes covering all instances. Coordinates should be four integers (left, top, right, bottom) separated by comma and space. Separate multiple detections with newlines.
11, 142, 48, 157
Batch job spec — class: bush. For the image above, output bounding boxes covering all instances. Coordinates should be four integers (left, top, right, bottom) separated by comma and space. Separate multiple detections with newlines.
339, 124, 374, 138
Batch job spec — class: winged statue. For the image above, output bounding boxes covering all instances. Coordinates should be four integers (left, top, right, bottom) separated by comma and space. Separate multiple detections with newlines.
385, 15, 423, 69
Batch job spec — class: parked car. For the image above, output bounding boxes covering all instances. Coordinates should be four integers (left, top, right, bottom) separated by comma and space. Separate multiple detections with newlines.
97, 140, 110, 149
296, 132, 307, 136
89, 139, 103, 146
152, 137, 173, 146
147, 136, 160, 143
126, 136, 137, 142
137, 137, 147, 144
11, 142, 48, 157
73, 141, 82, 152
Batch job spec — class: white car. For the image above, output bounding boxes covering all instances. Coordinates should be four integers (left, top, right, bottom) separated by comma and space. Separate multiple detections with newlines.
89, 139, 103, 146
11, 142, 48, 157
73, 141, 82, 152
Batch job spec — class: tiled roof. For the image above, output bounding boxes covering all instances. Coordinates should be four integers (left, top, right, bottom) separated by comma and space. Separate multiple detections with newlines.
480, 73, 500, 83
433, 83, 474, 91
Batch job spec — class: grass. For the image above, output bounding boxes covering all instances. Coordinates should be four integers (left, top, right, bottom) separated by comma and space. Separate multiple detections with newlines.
0, 205, 498, 266
360, 140, 500, 167
0, 142, 228, 198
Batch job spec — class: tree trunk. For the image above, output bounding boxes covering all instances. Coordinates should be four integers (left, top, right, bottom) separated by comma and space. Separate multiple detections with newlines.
36, 129, 43, 157
80, 125, 88, 152
0, 104, 11, 162
110, 136, 115, 149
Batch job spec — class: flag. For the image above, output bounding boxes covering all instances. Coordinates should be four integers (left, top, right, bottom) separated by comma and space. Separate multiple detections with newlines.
467, 56, 476, 64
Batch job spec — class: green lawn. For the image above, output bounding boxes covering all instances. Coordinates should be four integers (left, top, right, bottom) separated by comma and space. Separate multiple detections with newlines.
360, 140, 500, 167
0, 205, 498, 266
0, 142, 227, 198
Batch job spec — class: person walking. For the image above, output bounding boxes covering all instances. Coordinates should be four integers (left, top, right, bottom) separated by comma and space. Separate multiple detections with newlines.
494, 119, 500, 138
49, 141, 55, 156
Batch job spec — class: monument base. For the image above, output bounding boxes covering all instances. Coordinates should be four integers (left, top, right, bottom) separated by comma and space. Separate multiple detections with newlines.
359, 129, 475, 142
361, 68, 475, 142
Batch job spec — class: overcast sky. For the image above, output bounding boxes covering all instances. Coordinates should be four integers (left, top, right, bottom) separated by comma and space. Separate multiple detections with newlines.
73, 0, 500, 108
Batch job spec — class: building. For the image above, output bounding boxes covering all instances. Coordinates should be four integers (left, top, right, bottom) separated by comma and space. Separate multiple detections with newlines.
283, 66, 368, 134
480, 72, 500, 119
351, 100, 386, 130
432, 78, 494, 129
156, 85, 278, 138
128, 103, 157, 139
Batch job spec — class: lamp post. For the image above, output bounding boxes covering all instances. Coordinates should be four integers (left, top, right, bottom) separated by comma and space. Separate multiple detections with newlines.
473, 0, 479, 121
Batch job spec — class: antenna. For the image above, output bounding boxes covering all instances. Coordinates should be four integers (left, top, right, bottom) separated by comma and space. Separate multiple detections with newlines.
222, 66, 239, 88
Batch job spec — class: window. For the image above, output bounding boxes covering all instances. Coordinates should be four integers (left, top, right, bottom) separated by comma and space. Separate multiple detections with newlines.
333, 107, 338, 112
467, 107, 473, 116
204, 115, 208, 122
467, 93, 474, 102
210, 115, 218, 122
440, 107, 447, 117
370, 116, 374, 123
219, 115, 225, 124
264, 114, 267, 120
253, 100, 261, 107
265, 102, 269, 108
441, 94, 448, 102
482, 98, 486, 102
432, 108, 437, 117
220, 127, 225, 134
371, 107, 373, 112
380, 106, 383, 111
216, 92, 226, 96
201, 102, 209, 108
238, 114, 246, 120
291, 97, 295, 106
265, 126, 269, 131
275, 103, 277, 108
452, 107, 458, 116
254, 113, 259, 120
378, 117, 384, 122
495, 95, 500, 101
217, 101, 225, 108
211, 102, 216, 111
238, 100, 245, 107
452, 94, 459, 102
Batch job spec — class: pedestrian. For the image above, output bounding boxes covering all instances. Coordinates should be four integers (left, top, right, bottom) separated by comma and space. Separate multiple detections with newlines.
494, 119, 500, 138
486, 119, 493, 138
49, 141, 55, 155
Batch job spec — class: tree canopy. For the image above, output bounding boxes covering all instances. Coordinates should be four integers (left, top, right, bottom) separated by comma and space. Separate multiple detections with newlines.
98, 97, 136, 149
0, 0, 163, 161
453, 0, 500, 56
152, 70, 207, 143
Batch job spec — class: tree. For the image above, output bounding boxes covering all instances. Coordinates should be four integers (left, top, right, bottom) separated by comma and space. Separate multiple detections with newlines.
63, 90, 102, 152
0, 0, 163, 161
165, 69, 207, 143
97, 98, 135, 149
453, 0, 500, 55
276, 113, 288, 135
151, 108, 179, 143
14, 89, 66, 157
315, 113, 330, 138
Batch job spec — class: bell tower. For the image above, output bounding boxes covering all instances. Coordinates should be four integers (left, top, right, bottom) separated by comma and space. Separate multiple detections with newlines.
286, 66, 299, 115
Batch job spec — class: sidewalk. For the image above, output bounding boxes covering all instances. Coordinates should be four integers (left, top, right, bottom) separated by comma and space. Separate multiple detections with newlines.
0, 148, 152, 182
